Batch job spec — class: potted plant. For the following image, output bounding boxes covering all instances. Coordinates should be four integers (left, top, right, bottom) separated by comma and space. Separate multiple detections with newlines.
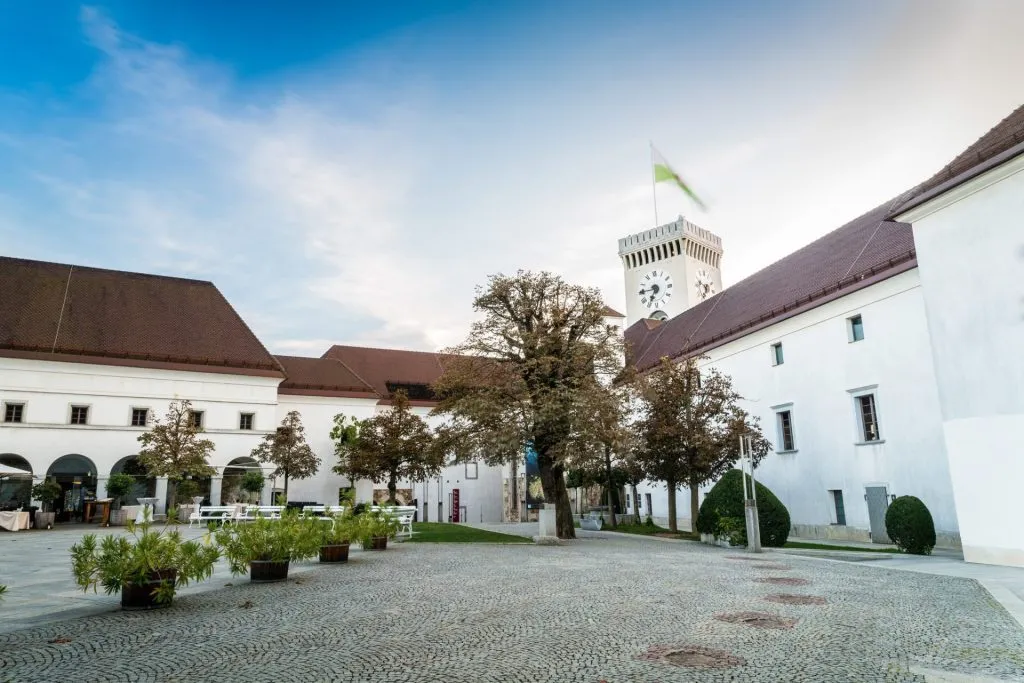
69, 509, 219, 610
175, 479, 202, 521
357, 508, 401, 551
106, 473, 136, 526
31, 478, 62, 529
318, 511, 356, 563
214, 509, 320, 582
240, 471, 265, 504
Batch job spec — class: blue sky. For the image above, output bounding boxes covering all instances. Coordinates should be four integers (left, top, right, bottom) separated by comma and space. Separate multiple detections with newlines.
1, 1, 1022, 352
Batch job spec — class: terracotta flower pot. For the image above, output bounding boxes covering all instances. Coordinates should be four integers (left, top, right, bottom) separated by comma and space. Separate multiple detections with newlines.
367, 536, 388, 551
250, 559, 290, 582
121, 568, 178, 610
319, 543, 350, 563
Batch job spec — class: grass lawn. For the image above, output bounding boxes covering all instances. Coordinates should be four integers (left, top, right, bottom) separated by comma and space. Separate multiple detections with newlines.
783, 541, 901, 553
406, 523, 533, 544
603, 522, 699, 541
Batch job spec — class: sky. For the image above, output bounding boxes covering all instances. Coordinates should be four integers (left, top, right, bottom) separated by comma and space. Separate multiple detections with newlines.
1, 1, 1022, 354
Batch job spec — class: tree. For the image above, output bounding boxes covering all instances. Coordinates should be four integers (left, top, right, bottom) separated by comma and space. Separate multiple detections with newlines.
137, 399, 216, 511
573, 381, 634, 529
251, 411, 320, 502
632, 356, 771, 532
334, 390, 442, 504
619, 453, 647, 522
432, 271, 623, 539
329, 414, 363, 482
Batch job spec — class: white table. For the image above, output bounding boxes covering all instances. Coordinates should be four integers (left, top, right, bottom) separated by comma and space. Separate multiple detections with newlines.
0, 510, 31, 532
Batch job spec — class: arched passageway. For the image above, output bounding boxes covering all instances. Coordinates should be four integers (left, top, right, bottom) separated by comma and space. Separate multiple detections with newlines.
46, 454, 97, 523
110, 456, 156, 506
0, 454, 33, 510
221, 457, 263, 504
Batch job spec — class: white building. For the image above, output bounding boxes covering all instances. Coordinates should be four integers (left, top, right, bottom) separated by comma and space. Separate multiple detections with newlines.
0, 260, 503, 524
625, 103, 1024, 563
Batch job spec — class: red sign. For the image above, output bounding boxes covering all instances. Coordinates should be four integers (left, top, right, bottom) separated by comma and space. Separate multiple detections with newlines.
452, 488, 460, 523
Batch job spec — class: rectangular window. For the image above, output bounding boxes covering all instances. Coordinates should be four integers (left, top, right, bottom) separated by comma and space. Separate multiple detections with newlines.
644, 493, 652, 513
770, 342, 784, 366
190, 410, 204, 429
239, 413, 255, 430
857, 394, 880, 441
131, 408, 149, 427
830, 490, 846, 525
777, 410, 795, 451
70, 405, 89, 425
465, 462, 478, 479
848, 314, 864, 342
3, 403, 24, 423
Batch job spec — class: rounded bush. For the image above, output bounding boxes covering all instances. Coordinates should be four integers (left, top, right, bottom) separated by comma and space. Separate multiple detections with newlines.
885, 495, 936, 555
696, 469, 791, 547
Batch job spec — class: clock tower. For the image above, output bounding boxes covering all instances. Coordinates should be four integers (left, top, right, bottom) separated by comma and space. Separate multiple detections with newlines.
617, 215, 723, 326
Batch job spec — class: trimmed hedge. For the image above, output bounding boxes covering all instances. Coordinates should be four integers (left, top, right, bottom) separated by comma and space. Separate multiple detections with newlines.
695, 469, 791, 547
885, 495, 936, 555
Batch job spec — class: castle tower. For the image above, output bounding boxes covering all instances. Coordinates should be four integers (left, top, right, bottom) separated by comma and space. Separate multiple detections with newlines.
617, 215, 723, 325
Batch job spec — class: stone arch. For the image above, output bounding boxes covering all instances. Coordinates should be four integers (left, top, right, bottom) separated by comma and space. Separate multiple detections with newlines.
46, 454, 98, 523
221, 456, 263, 504
0, 454, 33, 510
110, 456, 156, 505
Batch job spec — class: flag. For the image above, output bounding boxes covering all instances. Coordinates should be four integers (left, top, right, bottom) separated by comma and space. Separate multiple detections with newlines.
652, 146, 707, 211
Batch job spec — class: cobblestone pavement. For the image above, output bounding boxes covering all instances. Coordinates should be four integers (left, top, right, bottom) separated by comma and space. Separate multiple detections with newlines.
2, 533, 1024, 683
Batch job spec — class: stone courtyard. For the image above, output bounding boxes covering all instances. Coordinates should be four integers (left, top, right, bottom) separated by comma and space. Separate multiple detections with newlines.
2, 529, 1024, 682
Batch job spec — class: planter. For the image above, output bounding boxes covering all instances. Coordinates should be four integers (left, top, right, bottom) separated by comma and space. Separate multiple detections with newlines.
319, 543, 350, 563
580, 517, 603, 531
109, 509, 127, 526
250, 559, 290, 583
34, 511, 55, 529
121, 569, 178, 611
366, 536, 388, 551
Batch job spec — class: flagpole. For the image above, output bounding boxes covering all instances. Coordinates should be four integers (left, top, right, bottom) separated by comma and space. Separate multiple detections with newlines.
650, 141, 659, 228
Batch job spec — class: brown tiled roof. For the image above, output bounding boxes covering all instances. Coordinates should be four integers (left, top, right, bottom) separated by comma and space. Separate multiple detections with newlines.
601, 305, 625, 318
626, 200, 916, 371
894, 103, 1024, 215
0, 256, 282, 376
275, 355, 378, 398
322, 344, 454, 403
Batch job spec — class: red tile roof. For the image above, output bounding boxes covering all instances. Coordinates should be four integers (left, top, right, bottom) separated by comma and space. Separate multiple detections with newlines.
627, 103, 1024, 372
601, 305, 625, 318
0, 256, 282, 376
275, 355, 378, 398
322, 344, 454, 404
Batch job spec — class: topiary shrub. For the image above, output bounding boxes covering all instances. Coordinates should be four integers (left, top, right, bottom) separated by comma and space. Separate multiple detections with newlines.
696, 469, 791, 547
885, 495, 936, 555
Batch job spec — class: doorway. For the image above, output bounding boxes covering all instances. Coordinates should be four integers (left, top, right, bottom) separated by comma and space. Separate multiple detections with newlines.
864, 485, 891, 544
46, 454, 97, 523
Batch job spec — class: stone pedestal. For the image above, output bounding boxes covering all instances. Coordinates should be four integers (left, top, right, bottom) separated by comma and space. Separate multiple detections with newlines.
209, 476, 223, 506
537, 503, 558, 542
744, 500, 762, 553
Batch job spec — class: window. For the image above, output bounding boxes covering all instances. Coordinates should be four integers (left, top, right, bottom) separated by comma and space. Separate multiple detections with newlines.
856, 394, 880, 442
70, 405, 89, 425
770, 342, 784, 366
830, 490, 846, 525
190, 410, 204, 429
848, 314, 864, 342
777, 410, 795, 451
131, 408, 149, 427
239, 413, 255, 430
3, 403, 24, 423
644, 493, 652, 513
465, 462, 478, 479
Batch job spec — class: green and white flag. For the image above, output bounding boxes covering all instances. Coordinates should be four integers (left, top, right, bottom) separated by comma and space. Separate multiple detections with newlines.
652, 146, 707, 211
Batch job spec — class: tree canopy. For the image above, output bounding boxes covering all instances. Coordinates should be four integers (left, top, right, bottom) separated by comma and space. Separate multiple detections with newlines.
250, 410, 320, 501
136, 399, 216, 510
432, 270, 624, 538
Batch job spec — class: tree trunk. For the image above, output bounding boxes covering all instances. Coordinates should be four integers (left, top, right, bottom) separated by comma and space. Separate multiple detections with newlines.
537, 452, 575, 539
388, 474, 397, 505
167, 480, 177, 512
509, 458, 519, 522
689, 480, 700, 533
283, 471, 290, 503
604, 445, 617, 529
666, 478, 677, 532
632, 484, 640, 522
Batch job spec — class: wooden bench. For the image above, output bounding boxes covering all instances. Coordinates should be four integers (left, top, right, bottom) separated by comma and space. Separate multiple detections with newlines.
188, 505, 243, 528
301, 505, 348, 517
371, 505, 417, 538
240, 505, 284, 520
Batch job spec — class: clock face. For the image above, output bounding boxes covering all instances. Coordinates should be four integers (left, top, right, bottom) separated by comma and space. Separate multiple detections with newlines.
638, 270, 672, 309
695, 268, 715, 301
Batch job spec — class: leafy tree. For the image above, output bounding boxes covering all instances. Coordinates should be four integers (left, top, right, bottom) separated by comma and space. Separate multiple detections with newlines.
573, 381, 634, 528
432, 271, 623, 539
240, 471, 266, 503
329, 414, 363, 482
632, 356, 771, 532
619, 453, 646, 521
137, 399, 216, 510
251, 411, 320, 502
334, 390, 442, 504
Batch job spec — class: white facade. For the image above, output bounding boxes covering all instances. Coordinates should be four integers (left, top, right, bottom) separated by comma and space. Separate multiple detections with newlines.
618, 216, 723, 325
895, 153, 1024, 566
634, 268, 960, 546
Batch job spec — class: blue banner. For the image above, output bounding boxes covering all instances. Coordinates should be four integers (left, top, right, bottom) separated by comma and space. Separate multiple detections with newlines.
525, 445, 544, 510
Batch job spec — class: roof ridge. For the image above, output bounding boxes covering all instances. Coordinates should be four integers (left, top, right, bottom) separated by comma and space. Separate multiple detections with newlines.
325, 343, 443, 356
324, 354, 380, 397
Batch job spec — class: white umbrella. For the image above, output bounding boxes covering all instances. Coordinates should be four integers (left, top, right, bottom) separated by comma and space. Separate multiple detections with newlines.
0, 463, 31, 476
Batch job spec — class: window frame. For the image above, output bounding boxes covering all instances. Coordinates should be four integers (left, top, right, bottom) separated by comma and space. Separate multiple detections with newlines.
829, 489, 847, 525
130, 407, 150, 427
847, 314, 865, 343
189, 409, 205, 430
772, 403, 797, 453
848, 385, 883, 444
239, 412, 255, 431
465, 462, 479, 480
770, 342, 784, 366
69, 404, 90, 426
3, 402, 25, 424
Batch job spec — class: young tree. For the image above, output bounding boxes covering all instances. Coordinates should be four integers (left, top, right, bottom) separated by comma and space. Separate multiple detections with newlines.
574, 381, 635, 529
632, 356, 772, 532
137, 399, 216, 510
334, 390, 442, 504
251, 411, 320, 502
432, 271, 623, 539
